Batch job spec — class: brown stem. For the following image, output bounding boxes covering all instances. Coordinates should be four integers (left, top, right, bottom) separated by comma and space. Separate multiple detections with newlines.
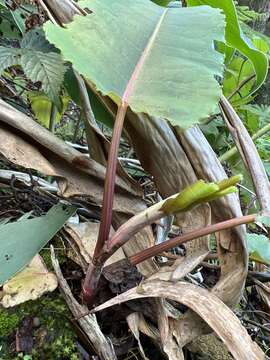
129, 214, 256, 265
82, 102, 128, 303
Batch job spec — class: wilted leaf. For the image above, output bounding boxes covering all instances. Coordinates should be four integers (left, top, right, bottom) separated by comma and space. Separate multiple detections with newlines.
93, 280, 264, 359
247, 233, 270, 265
45, 0, 225, 128
0, 202, 75, 284
1, 255, 57, 308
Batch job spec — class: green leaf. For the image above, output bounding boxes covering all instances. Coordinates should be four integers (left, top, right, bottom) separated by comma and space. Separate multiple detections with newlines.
21, 28, 58, 53
151, 0, 171, 5
0, 30, 65, 108
21, 50, 64, 108
247, 233, 270, 265
45, 0, 225, 128
256, 214, 270, 227
186, 0, 268, 95
0, 47, 21, 73
162, 175, 240, 214
28, 92, 69, 128
64, 65, 114, 128
0, 203, 76, 285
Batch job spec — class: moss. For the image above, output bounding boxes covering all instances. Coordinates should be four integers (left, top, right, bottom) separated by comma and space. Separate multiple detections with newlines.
0, 292, 80, 360
0, 308, 21, 337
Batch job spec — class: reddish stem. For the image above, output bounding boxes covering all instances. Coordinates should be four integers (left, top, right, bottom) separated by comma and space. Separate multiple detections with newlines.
129, 214, 256, 265
82, 102, 128, 303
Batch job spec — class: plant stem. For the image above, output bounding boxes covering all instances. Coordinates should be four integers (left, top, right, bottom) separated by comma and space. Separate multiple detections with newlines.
49, 103, 57, 133
219, 122, 270, 163
129, 213, 256, 265
227, 74, 256, 101
82, 102, 128, 303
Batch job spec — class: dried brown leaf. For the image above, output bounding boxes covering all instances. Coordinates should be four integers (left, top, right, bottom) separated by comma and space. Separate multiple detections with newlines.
1, 255, 57, 308
93, 280, 264, 360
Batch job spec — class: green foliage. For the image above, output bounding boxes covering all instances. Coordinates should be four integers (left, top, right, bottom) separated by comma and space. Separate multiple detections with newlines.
162, 175, 241, 214
45, 0, 225, 129
151, 0, 171, 5
0, 203, 75, 285
0, 294, 80, 359
0, 308, 20, 337
247, 233, 270, 265
186, 0, 268, 95
28, 92, 69, 128
64, 65, 114, 128
256, 214, 270, 227
0, 29, 65, 108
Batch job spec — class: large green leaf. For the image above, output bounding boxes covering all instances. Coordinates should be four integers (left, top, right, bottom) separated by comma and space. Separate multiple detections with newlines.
45, 0, 225, 128
186, 0, 268, 95
0, 203, 75, 285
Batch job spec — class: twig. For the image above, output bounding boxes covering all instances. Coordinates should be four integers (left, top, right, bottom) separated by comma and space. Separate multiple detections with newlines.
219, 123, 270, 163
50, 246, 116, 360
244, 319, 270, 335
227, 74, 256, 101
129, 213, 256, 265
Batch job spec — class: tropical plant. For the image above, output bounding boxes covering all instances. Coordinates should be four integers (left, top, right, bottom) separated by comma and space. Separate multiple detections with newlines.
0, 0, 270, 359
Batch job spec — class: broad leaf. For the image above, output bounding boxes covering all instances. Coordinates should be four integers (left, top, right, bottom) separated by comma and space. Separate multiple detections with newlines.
0, 30, 65, 107
45, 0, 225, 128
186, 0, 268, 95
0, 203, 75, 285
247, 233, 270, 265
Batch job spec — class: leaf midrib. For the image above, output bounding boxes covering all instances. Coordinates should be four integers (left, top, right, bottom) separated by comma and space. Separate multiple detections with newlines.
122, 7, 168, 104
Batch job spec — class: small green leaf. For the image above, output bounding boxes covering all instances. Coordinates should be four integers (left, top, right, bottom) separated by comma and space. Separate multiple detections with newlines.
247, 233, 270, 265
217, 174, 242, 190
0, 203, 76, 285
0, 47, 21, 74
21, 50, 64, 109
162, 175, 239, 215
0, 30, 65, 108
28, 92, 69, 128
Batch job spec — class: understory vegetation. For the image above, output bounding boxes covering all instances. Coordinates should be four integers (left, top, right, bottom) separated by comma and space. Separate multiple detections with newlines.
0, 0, 270, 359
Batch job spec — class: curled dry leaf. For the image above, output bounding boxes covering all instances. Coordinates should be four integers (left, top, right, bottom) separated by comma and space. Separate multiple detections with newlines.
93, 280, 264, 360
1, 255, 57, 308
126, 313, 149, 360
